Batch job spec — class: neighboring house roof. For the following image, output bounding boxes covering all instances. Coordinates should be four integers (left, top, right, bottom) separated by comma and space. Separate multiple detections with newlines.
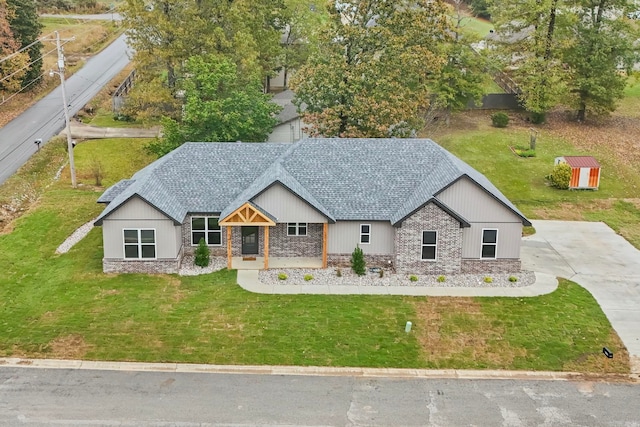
271, 89, 304, 124
96, 138, 530, 227
561, 156, 600, 168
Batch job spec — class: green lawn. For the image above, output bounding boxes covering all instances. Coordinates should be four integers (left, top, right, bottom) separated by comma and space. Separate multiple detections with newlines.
436, 123, 640, 249
0, 138, 629, 373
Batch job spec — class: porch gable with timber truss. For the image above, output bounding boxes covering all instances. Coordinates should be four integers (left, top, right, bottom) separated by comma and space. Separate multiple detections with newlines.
219, 202, 275, 270
219, 202, 276, 227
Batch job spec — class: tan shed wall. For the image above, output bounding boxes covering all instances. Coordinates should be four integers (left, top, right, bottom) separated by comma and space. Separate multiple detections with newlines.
328, 221, 394, 255
252, 184, 327, 223
461, 222, 522, 259
437, 178, 523, 223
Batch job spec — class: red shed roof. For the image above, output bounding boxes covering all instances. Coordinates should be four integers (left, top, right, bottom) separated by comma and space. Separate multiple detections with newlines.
562, 156, 600, 168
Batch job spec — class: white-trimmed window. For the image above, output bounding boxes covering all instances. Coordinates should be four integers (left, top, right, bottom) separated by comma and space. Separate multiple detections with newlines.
123, 229, 156, 259
481, 229, 498, 259
191, 217, 222, 246
421, 231, 437, 261
360, 224, 371, 244
287, 222, 307, 236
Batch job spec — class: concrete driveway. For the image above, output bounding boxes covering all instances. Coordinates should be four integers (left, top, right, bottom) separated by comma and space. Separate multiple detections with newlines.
522, 220, 640, 375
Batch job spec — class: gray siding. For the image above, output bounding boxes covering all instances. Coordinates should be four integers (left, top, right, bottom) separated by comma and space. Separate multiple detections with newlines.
328, 221, 394, 255
267, 119, 307, 143
461, 223, 522, 259
102, 218, 181, 259
437, 177, 522, 259
101, 197, 181, 259
252, 184, 327, 223
437, 177, 522, 223
105, 196, 170, 221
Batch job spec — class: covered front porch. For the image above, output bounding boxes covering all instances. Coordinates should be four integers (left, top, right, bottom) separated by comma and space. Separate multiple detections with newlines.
231, 256, 323, 270
219, 202, 328, 270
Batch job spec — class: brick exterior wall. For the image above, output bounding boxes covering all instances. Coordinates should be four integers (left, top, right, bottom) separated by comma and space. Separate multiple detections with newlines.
328, 254, 395, 270
270, 223, 323, 257
103, 247, 183, 274
231, 226, 265, 256
395, 203, 463, 275
461, 259, 521, 274
181, 214, 226, 257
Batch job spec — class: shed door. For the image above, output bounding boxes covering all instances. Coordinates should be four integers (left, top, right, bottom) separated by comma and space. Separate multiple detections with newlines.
578, 168, 590, 188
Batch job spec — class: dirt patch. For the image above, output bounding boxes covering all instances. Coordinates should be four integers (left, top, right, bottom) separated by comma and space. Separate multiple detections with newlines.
95, 289, 121, 299
530, 199, 618, 220
545, 112, 640, 170
48, 334, 92, 359
562, 331, 630, 374
413, 298, 526, 368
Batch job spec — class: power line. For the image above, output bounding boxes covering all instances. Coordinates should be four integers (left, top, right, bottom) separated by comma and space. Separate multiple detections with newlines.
0, 32, 56, 65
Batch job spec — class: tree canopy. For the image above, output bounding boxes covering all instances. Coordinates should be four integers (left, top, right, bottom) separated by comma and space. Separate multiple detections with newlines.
147, 54, 281, 157
6, 0, 42, 89
290, 0, 454, 138
489, 0, 639, 121
0, 0, 29, 93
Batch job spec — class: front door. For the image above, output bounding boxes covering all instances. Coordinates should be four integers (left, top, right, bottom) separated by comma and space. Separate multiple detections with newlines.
241, 226, 259, 255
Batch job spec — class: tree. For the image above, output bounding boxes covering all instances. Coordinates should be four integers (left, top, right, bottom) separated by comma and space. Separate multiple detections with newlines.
276, 0, 327, 89
290, 0, 452, 138
0, 0, 29, 93
194, 238, 210, 267
489, 0, 568, 119
351, 246, 366, 276
147, 54, 281, 157
430, 0, 487, 118
562, 0, 638, 121
6, 0, 42, 89
122, 0, 283, 117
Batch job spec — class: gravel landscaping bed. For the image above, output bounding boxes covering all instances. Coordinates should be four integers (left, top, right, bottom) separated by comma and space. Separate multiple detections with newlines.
179, 255, 227, 276
259, 268, 535, 288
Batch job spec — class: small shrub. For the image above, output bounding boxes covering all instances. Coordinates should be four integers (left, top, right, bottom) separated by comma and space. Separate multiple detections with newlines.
484, 276, 493, 283
379, 269, 384, 278
304, 274, 313, 281
194, 238, 210, 267
409, 275, 418, 282
530, 111, 546, 124
336, 268, 342, 277
278, 272, 287, 280
491, 112, 509, 128
437, 275, 446, 283
509, 276, 518, 282
351, 246, 366, 276
550, 162, 572, 189
90, 157, 104, 186
513, 146, 536, 158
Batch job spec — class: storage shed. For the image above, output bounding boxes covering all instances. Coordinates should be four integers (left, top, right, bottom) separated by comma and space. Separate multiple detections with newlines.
554, 156, 601, 189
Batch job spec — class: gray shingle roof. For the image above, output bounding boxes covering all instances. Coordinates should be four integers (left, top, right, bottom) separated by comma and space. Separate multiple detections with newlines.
96, 138, 530, 226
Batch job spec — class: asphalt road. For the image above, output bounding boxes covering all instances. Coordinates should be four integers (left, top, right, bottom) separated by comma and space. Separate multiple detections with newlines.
0, 33, 131, 185
1, 367, 639, 426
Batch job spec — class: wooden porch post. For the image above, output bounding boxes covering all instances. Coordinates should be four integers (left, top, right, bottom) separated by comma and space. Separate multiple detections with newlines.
226, 226, 232, 269
264, 226, 270, 269
322, 223, 328, 268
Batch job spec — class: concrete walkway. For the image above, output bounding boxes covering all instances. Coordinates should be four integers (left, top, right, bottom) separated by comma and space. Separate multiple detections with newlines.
523, 220, 640, 376
237, 270, 558, 297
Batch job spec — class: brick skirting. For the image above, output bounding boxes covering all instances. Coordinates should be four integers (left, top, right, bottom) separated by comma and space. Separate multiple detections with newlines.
103, 257, 181, 274
461, 259, 521, 274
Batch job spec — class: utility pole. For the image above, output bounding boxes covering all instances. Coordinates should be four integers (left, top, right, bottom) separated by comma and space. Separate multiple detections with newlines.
50, 31, 77, 188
